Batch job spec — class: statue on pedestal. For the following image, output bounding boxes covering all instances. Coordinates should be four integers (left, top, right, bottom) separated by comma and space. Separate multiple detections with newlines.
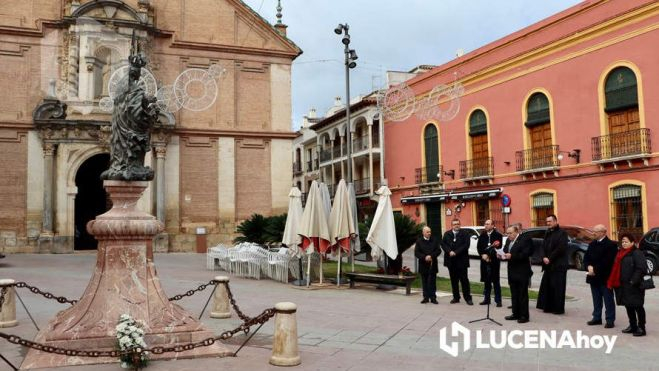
101, 34, 158, 181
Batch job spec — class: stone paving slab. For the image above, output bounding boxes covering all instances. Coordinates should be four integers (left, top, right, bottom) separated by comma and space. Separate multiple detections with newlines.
0, 253, 657, 370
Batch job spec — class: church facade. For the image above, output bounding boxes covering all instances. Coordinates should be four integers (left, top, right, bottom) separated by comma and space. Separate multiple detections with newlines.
0, 0, 301, 253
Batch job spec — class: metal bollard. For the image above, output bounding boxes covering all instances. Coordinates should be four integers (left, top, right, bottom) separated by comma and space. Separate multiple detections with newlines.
0, 279, 18, 328
269, 302, 300, 367
210, 276, 231, 319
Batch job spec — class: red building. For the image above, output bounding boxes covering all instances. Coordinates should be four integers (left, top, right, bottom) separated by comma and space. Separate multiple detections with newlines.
386, 0, 658, 240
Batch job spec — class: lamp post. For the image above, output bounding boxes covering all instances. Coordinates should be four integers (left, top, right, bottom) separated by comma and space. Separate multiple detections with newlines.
334, 23, 358, 184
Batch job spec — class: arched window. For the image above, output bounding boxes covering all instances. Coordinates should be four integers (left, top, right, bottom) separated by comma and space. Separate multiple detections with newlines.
531, 192, 554, 227
605, 67, 638, 113
423, 124, 439, 182
468, 109, 489, 178
524, 92, 554, 170
525, 93, 550, 127
611, 184, 643, 240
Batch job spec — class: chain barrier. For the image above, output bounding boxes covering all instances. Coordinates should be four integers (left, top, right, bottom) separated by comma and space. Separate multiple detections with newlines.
0, 307, 275, 359
0, 282, 78, 306
166, 280, 251, 322
168, 280, 216, 302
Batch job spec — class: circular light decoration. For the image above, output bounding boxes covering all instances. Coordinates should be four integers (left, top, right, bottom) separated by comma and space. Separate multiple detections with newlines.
379, 82, 415, 122
155, 85, 183, 113
99, 96, 114, 112
208, 63, 226, 78
107, 65, 158, 101
415, 82, 464, 122
173, 68, 218, 112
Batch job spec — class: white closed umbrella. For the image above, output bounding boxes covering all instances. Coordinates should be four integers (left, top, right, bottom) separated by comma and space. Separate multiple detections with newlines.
298, 180, 331, 286
366, 185, 398, 261
282, 187, 304, 256
329, 180, 356, 286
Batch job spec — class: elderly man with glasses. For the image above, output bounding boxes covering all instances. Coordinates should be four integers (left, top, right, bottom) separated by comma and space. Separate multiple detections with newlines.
584, 224, 618, 328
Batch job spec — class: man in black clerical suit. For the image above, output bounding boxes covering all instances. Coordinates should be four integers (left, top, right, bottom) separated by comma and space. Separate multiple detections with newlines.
502, 224, 533, 323
536, 214, 569, 315
477, 219, 504, 307
441, 219, 472, 305
415, 226, 441, 304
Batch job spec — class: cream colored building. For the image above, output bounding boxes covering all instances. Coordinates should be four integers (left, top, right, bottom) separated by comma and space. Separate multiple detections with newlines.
0, 0, 301, 253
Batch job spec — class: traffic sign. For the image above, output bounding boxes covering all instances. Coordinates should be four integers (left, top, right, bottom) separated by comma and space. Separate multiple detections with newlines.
501, 194, 511, 207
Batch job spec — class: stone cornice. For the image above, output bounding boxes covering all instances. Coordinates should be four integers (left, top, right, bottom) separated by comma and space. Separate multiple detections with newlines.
175, 127, 296, 139
169, 40, 300, 60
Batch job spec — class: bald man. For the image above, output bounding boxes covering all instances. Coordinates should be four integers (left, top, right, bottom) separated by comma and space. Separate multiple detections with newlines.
415, 226, 441, 304
583, 224, 618, 328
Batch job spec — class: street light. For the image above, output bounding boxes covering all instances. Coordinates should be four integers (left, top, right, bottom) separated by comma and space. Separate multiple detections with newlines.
335, 23, 358, 184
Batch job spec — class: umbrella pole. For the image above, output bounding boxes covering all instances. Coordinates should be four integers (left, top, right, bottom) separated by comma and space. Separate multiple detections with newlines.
337, 248, 342, 287
306, 254, 311, 287
320, 254, 324, 285
350, 239, 355, 272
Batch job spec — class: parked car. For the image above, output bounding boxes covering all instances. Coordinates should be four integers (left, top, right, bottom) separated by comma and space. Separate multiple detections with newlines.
518, 226, 595, 271
639, 227, 659, 275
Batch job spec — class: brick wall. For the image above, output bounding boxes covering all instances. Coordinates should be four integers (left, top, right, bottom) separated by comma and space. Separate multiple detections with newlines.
0, 130, 27, 240
179, 136, 219, 225
235, 138, 272, 220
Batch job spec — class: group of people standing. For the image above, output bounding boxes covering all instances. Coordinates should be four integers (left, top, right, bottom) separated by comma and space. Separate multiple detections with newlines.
414, 215, 648, 336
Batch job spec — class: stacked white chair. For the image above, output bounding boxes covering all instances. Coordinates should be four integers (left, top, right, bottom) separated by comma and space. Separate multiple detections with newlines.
267, 248, 291, 283
206, 244, 229, 271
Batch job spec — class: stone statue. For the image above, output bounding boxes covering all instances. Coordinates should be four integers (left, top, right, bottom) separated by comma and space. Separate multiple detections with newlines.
101, 40, 158, 181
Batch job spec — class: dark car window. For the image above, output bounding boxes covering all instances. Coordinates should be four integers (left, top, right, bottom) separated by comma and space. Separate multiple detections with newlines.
645, 231, 657, 243
523, 230, 545, 240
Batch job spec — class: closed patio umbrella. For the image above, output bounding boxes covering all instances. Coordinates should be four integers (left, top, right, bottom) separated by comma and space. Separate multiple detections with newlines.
282, 187, 305, 286
366, 185, 398, 261
298, 180, 331, 286
329, 180, 356, 286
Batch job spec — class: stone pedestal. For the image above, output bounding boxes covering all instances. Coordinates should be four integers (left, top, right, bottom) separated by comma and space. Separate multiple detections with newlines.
269, 302, 301, 366
210, 276, 231, 319
22, 181, 230, 369
0, 279, 18, 328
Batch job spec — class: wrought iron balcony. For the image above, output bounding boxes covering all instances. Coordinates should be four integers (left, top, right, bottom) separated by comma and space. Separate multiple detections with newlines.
306, 161, 313, 172
591, 128, 651, 162
292, 161, 302, 175
415, 165, 443, 184
515, 145, 559, 172
372, 134, 380, 148
460, 157, 494, 180
332, 146, 342, 159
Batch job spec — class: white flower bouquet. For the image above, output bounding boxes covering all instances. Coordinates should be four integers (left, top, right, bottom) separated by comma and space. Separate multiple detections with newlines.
115, 314, 148, 369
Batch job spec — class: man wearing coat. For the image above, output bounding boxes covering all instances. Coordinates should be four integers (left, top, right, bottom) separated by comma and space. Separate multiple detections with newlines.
415, 226, 441, 304
584, 224, 618, 328
441, 219, 473, 305
477, 219, 504, 307
502, 224, 533, 323
536, 214, 569, 314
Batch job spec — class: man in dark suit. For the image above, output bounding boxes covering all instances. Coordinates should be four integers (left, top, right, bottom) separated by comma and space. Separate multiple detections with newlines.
477, 219, 504, 307
414, 226, 441, 304
502, 224, 533, 323
536, 214, 569, 314
584, 224, 618, 328
441, 219, 473, 305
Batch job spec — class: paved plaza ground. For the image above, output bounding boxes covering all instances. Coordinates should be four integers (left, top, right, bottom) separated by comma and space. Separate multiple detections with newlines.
0, 253, 657, 371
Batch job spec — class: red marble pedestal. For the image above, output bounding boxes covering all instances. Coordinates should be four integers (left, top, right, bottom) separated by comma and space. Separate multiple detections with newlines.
22, 181, 230, 369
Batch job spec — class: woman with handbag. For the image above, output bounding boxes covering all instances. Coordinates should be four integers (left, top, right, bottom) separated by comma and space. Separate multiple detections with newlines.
607, 233, 647, 337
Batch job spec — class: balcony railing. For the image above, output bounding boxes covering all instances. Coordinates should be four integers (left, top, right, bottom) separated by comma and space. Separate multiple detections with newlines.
292, 161, 302, 175
460, 157, 494, 180
319, 149, 332, 163
301, 192, 307, 207
332, 146, 342, 158
353, 178, 380, 195
352, 136, 369, 152
415, 164, 443, 184
515, 145, 559, 172
591, 128, 651, 162
306, 161, 313, 172
314, 158, 319, 170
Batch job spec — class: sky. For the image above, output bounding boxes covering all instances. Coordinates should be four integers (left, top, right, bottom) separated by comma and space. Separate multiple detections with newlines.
242, 0, 584, 130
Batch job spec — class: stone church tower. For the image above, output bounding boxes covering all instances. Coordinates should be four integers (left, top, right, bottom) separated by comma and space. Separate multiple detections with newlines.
0, 0, 301, 253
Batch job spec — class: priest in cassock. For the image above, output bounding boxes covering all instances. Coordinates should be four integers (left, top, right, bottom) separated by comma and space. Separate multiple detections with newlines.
536, 214, 569, 314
